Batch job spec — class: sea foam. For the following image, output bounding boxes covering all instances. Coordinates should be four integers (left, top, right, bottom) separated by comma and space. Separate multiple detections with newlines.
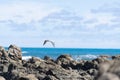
73, 54, 98, 61
22, 51, 28, 54
22, 56, 32, 60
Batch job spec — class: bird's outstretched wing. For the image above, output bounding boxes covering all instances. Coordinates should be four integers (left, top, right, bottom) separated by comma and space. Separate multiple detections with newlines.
50, 41, 55, 47
43, 40, 47, 46
43, 40, 55, 47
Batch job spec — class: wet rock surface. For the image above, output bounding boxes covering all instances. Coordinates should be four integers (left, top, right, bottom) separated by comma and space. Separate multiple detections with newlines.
0, 45, 120, 80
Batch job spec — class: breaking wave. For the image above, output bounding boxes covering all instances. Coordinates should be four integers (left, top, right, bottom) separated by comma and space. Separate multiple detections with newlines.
22, 54, 98, 61
22, 51, 28, 54
73, 54, 98, 61
22, 56, 32, 60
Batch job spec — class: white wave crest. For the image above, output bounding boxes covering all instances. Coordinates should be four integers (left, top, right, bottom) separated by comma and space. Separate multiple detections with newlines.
22, 56, 32, 60
74, 54, 98, 61
22, 51, 28, 54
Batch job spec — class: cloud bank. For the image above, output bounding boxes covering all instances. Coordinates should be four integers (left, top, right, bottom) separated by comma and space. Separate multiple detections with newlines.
0, 0, 120, 48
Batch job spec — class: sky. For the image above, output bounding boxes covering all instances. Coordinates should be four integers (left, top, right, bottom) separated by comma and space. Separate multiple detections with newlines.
0, 0, 120, 48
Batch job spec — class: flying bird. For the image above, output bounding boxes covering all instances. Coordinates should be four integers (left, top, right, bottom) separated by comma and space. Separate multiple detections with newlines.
43, 40, 55, 47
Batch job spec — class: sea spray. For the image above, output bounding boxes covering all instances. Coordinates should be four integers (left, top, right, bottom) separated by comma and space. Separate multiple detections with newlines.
22, 56, 32, 60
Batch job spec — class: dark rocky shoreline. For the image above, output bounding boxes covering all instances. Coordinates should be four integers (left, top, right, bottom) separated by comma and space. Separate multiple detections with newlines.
0, 45, 120, 80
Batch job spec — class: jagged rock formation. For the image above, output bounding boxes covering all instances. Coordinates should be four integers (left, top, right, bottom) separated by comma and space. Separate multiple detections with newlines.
0, 45, 120, 80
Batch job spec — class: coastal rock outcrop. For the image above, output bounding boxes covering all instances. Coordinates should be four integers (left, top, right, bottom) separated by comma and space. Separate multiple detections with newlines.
95, 59, 120, 80
0, 46, 8, 59
112, 55, 120, 60
8, 45, 22, 60
0, 45, 120, 80
18, 74, 38, 80
56, 54, 77, 69
0, 76, 6, 80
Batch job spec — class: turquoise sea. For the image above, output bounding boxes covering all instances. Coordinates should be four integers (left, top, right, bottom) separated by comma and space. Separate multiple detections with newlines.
21, 48, 120, 60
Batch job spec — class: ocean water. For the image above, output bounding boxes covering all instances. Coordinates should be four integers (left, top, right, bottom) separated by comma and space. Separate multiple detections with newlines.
21, 48, 120, 60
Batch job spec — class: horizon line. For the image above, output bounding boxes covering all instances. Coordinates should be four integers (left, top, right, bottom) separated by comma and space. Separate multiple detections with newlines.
4, 46, 120, 49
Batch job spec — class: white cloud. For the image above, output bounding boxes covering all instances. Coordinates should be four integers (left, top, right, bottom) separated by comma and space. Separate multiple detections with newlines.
0, 2, 61, 24
0, 0, 120, 48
